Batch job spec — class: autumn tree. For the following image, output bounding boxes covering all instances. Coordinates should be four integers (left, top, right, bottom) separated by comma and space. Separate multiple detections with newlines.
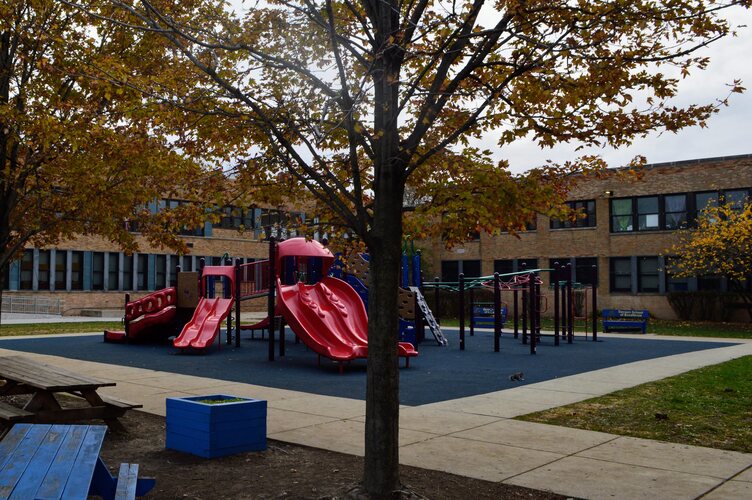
83, 0, 749, 495
0, 0, 223, 293
667, 199, 752, 319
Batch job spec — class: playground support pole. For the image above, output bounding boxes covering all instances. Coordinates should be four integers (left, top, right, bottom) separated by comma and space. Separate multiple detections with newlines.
459, 273, 465, 351
513, 289, 519, 339
553, 263, 560, 346
469, 287, 475, 337
535, 280, 542, 337
434, 277, 440, 325
529, 272, 537, 355
268, 237, 276, 362
279, 316, 285, 357
560, 267, 567, 342
198, 258, 205, 299
521, 288, 528, 345
567, 263, 574, 344
494, 272, 501, 352
235, 259, 241, 348
592, 265, 599, 342
124, 293, 130, 337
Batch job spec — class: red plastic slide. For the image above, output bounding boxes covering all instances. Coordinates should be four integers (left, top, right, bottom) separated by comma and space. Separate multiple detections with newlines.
277, 276, 417, 364
173, 298, 233, 350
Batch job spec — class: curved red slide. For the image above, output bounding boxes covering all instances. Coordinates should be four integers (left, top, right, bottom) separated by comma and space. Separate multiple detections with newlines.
173, 298, 233, 350
277, 277, 417, 363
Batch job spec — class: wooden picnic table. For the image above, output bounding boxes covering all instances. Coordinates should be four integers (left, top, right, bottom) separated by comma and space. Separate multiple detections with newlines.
0, 355, 140, 431
0, 423, 155, 499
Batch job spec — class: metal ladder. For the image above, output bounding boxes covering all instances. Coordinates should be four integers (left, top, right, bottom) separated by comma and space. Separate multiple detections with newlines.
410, 287, 448, 346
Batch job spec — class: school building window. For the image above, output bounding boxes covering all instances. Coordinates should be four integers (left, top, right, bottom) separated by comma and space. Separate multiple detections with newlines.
19, 250, 33, 290
92, 252, 105, 291
38, 250, 51, 290
123, 255, 134, 291
155, 255, 167, 289
107, 253, 119, 290
136, 254, 148, 291
55, 252, 67, 290
664, 257, 690, 292
609, 257, 632, 292
547, 257, 597, 285
493, 259, 514, 276
637, 256, 660, 292
550, 200, 596, 229
664, 194, 688, 229
610, 199, 633, 232
440, 260, 481, 281
70, 251, 83, 290
610, 188, 750, 233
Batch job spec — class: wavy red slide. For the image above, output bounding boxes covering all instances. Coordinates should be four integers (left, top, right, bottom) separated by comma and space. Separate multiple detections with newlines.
173, 298, 233, 350
278, 277, 417, 363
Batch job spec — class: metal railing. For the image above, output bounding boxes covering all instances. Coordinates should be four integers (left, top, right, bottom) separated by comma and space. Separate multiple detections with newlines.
1, 295, 63, 315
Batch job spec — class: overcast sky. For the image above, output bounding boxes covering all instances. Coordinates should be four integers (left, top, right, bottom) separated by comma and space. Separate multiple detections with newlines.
495, 9, 752, 174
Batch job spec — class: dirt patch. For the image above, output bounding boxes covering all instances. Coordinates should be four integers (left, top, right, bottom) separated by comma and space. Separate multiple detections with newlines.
0, 392, 566, 499
96, 410, 566, 499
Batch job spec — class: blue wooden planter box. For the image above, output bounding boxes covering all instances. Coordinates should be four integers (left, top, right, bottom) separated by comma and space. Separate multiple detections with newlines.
165, 394, 267, 458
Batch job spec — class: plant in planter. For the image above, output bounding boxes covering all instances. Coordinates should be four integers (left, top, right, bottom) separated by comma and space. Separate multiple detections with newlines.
166, 394, 267, 458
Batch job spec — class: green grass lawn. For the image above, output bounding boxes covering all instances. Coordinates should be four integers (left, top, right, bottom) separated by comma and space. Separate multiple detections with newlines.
437, 317, 752, 339
0, 322, 121, 337
517, 356, 752, 453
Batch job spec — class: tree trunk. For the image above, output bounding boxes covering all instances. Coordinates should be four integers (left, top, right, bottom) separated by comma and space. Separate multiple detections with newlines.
363, 4, 405, 488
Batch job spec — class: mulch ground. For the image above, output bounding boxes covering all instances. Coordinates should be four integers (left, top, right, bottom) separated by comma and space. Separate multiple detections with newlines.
95, 410, 567, 499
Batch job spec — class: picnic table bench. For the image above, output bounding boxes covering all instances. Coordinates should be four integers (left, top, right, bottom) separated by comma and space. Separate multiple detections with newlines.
0, 423, 155, 499
602, 309, 649, 334
0, 355, 140, 431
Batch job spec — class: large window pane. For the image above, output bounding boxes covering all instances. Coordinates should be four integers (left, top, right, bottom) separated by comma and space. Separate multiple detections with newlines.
19, 250, 33, 290
55, 252, 67, 290
610, 257, 631, 292
441, 261, 459, 282
638, 256, 659, 292
107, 253, 119, 290
137, 254, 148, 290
611, 199, 633, 232
637, 197, 660, 230
664, 256, 690, 292
518, 258, 538, 271
155, 255, 167, 289
724, 189, 749, 211
551, 200, 596, 229
38, 250, 51, 290
92, 252, 105, 290
70, 251, 83, 290
664, 194, 687, 229
494, 259, 514, 276
122, 255, 133, 291
462, 260, 481, 278
575, 257, 598, 286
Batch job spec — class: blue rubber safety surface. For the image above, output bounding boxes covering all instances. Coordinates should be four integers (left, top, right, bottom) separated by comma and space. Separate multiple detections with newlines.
0, 329, 736, 406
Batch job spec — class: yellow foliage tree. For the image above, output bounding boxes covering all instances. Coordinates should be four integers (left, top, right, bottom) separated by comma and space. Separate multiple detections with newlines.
667, 199, 752, 317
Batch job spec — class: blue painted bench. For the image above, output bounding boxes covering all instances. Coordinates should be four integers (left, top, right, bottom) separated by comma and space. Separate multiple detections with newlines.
0, 423, 155, 500
472, 304, 507, 329
602, 309, 649, 334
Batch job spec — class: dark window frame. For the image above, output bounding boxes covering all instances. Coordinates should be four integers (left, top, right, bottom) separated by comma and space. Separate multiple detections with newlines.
637, 256, 660, 293
550, 200, 596, 229
609, 257, 632, 293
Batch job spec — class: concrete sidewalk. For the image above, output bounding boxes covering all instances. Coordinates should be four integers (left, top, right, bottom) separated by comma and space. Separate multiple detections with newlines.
0, 336, 750, 499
